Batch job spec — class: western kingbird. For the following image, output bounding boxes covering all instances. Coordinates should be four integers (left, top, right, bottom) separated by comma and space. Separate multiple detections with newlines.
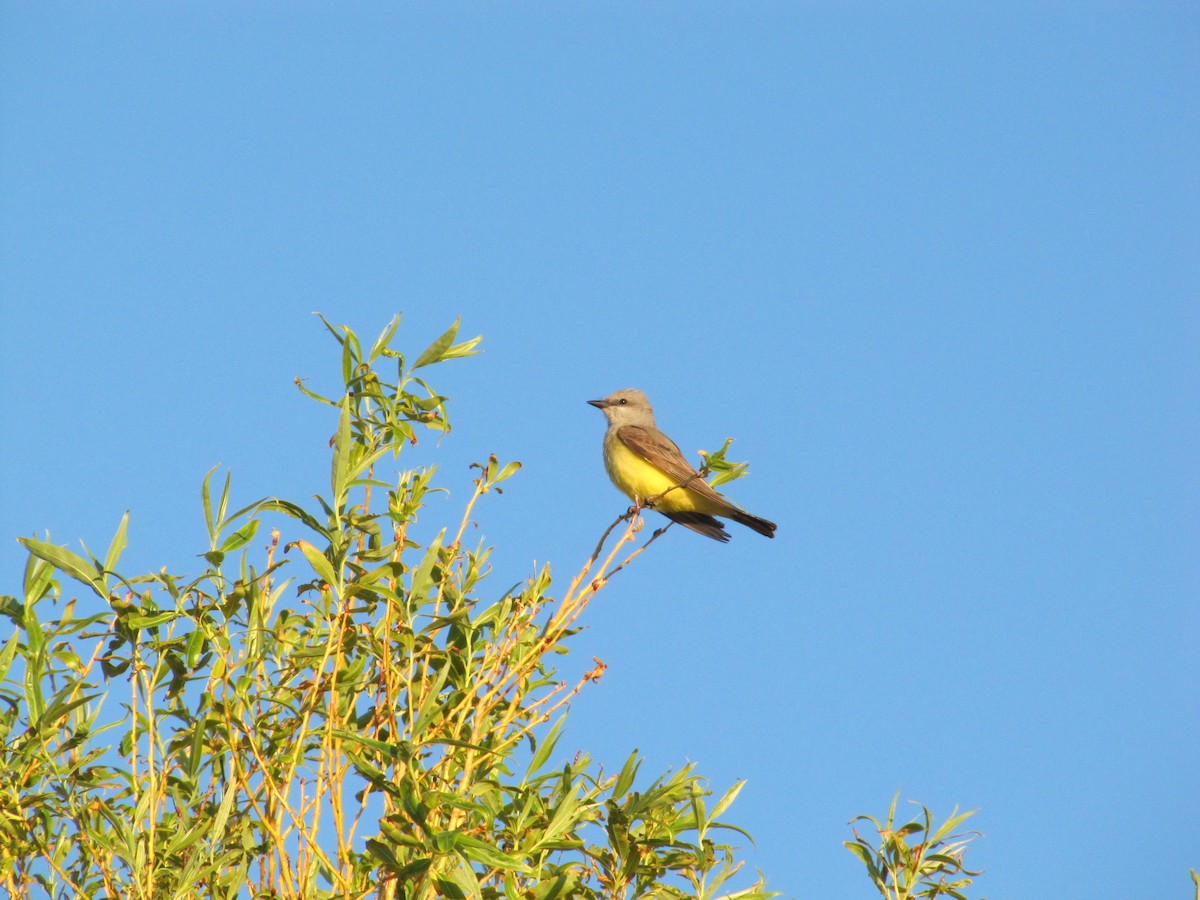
588, 388, 777, 542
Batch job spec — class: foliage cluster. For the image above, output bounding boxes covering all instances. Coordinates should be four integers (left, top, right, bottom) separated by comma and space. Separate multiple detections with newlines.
844, 795, 985, 900
0, 316, 773, 900
0, 315, 989, 900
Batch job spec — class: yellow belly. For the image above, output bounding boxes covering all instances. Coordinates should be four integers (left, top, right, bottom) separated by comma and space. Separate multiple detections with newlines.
602, 432, 721, 515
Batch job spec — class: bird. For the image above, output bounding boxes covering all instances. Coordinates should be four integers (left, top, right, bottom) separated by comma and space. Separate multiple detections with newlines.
587, 388, 777, 542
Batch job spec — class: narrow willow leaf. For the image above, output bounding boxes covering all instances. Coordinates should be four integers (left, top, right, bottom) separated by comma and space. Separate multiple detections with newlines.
23, 653, 45, 723
366, 839, 413, 874
18, 537, 105, 597
331, 400, 353, 504
0, 632, 20, 682
409, 532, 444, 604
843, 840, 879, 872
20, 589, 45, 654
348, 443, 395, 487
201, 465, 219, 542
341, 329, 356, 385
332, 730, 415, 763
527, 716, 565, 777
294, 378, 337, 406
315, 312, 346, 345
931, 807, 978, 841
412, 662, 453, 733
216, 469, 232, 533
440, 333, 482, 361
127, 611, 176, 629
22, 552, 55, 608
536, 788, 584, 851
220, 518, 260, 553
186, 717, 206, 781
710, 780, 747, 821
369, 313, 403, 362
496, 460, 522, 483
709, 819, 756, 842
104, 511, 130, 574
296, 540, 338, 590
613, 751, 641, 798
412, 318, 461, 370
258, 498, 329, 538
447, 855, 487, 900
531, 873, 584, 900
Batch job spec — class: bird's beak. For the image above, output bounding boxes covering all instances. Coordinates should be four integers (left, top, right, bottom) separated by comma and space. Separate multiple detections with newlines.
587, 399, 606, 409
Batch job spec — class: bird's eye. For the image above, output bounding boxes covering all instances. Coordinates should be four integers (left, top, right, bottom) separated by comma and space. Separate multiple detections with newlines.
618, 398, 627, 405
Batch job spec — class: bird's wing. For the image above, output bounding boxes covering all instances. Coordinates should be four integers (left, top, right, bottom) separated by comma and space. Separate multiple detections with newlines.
617, 425, 732, 506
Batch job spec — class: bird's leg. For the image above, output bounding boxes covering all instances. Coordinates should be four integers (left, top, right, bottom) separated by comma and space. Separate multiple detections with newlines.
630, 491, 653, 514
624, 496, 654, 534
643, 482, 684, 509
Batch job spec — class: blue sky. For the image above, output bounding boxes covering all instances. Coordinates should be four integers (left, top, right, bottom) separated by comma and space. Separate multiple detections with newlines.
2, 4, 1197, 897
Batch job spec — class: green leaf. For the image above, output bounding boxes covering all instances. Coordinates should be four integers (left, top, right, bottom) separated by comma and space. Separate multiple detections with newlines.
36, 691, 101, 731
698, 438, 752, 488
709, 780, 746, 821
613, 751, 641, 798
340, 327, 357, 384
0, 632, 20, 682
719, 889, 781, 900
412, 318, 482, 370
412, 319, 461, 370
201, 465, 219, 543
296, 540, 338, 590
104, 511, 130, 574
843, 840, 882, 880
347, 443, 396, 489
331, 399, 353, 503
530, 872, 583, 900
896, 821, 925, 840
412, 663, 454, 734
22, 552, 56, 608
365, 838, 402, 871
931, 807, 978, 841
220, 518, 260, 554
21, 587, 45, 654
448, 856, 486, 900
535, 787, 584, 852
441, 333, 482, 362
127, 611, 176, 629
258, 498, 330, 539
18, 537, 106, 598
332, 730, 415, 764
294, 378, 337, 406
23, 651, 46, 722
452, 833, 531, 871
370, 313, 403, 363
315, 312, 347, 345
527, 716, 565, 777
409, 532, 445, 603
215, 469, 232, 533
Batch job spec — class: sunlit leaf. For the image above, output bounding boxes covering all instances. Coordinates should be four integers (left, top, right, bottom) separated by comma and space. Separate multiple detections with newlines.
104, 511, 130, 574
18, 537, 105, 597
412, 318, 461, 370
220, 518, 260, 554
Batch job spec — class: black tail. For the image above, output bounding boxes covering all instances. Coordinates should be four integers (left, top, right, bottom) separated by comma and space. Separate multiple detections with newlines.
731, 510, 777, 538
663, 511, 730, 542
